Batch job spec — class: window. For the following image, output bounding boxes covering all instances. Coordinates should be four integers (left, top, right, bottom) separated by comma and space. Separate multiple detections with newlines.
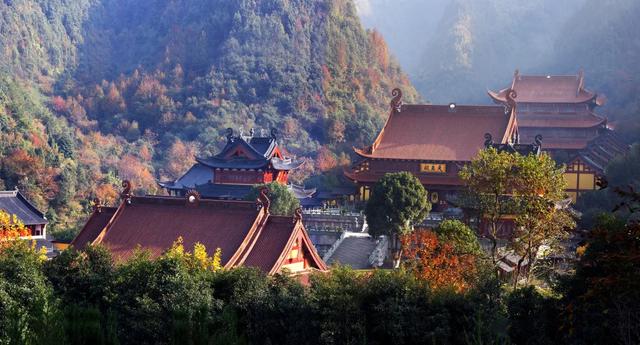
360, 186, 371, 201
579, 173, 595, 190
564, 173, 578, 189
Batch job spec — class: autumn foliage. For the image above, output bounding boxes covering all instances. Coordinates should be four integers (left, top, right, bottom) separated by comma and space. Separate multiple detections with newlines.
0, 210, 30, 244
401, 230, 476, 292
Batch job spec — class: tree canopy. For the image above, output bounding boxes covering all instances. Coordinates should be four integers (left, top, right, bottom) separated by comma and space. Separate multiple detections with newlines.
246, 182, 300, 216
365, 172, 430, 238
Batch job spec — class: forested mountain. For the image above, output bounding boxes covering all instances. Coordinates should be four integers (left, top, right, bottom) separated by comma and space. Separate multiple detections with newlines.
0, 0, 416, 235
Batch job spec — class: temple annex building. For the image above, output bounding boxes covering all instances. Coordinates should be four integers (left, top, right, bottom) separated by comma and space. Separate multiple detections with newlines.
345, 88, 525, 211
158, 128, 321, 202
489, 70, 628, 200
71, 182, 327, 277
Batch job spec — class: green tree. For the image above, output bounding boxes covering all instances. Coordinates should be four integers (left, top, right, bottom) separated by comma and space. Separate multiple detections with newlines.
0, 240, 64, 344
365, 172, 430, 266
459, 148, 518, 264
434, 219, 482, 256
460, 148, 574, 285
246, 182, 300, 216
510, 153, 574, 285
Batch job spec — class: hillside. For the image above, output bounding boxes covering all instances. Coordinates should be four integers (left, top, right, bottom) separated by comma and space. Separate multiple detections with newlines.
0, 0, 417, 234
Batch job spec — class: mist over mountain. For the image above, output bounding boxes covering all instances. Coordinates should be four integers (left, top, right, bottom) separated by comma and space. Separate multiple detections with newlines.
358, 0, 586, 103
358, 0, 639, 141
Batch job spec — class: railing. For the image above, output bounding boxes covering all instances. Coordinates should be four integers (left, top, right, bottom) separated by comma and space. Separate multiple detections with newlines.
322, 231, 371, 263
368, 235, 388, 267
322, 231, 348, 262
303, 208, 362, 217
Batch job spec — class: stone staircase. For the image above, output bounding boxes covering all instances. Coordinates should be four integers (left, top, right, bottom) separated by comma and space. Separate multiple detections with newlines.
326, 236, 378, 269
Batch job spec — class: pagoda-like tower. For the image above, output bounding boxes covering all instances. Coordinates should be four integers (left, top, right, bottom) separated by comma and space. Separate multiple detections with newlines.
488, 70, 606, 153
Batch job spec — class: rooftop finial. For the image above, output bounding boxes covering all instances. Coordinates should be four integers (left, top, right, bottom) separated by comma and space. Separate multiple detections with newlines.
534, 134, 543, 148
256, 187, 271, 212
505, 88, 517, 113
270, 128, 278, 140
226, 128, 234, 142
121, 180, 132, 203
93, 198, 103, 213
293, 207, 303, 223
185, 190, 201, 207
250, 128, 255, 137
484, 133, 493, 148
390, 88, 403, 113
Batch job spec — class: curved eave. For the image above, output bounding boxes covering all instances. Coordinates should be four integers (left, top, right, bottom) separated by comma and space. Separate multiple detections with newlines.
488, 88, 598, 104
487, 89, 505, 103
354, 146, 376, 158
271, 159, 304, 170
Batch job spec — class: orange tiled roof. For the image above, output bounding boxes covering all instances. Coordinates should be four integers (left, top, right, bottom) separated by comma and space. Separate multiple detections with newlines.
488, 72, 597, 104
354, 104, 516, 162
72, 195, 327, 274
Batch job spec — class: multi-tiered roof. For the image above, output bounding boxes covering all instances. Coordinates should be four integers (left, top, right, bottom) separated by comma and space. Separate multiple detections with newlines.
488, 70, 607, 150
159, 128, 306, 200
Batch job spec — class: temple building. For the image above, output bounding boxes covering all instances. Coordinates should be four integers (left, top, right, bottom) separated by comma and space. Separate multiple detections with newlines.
72, 182, 327, 276
489, 70, 629, 200
488, 70, 607, 152
345, 88, 535, 211
0, 189, 48, 239
159, 128, 307, 200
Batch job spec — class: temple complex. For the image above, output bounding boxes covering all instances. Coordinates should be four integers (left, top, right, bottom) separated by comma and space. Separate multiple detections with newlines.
0, 189, 48, 239
345, 88, 529, 211
159, 128, 311, 200
72, 182, 327, 276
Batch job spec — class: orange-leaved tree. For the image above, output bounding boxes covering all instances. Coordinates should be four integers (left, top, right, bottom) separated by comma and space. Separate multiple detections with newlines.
401, 230, 476, 292
0, 209, 30, 246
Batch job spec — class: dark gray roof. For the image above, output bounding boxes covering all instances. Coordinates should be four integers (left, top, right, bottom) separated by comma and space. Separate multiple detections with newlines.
196, 156, 270, 169
158, 163, 212, 190
271, 157, 304, 170
0, 190, 47, 225
326, 236, 376, 269
248, 137, 277, 157
195, 183, 253, 200
574, 129, 629, 173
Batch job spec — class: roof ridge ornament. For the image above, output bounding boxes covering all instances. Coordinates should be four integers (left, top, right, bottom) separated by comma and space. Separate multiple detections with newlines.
505, 88, 517, 114
390, 88, 402, 113
226, 128, 234, 143
256, 187, 271, 212
534, 134, 543, 148
484, 133, 493, 148
293, 207, 303, 223
270, 128, 278, 140
120, 180, 132, 204
93, 198, 103, 213
185, 190, 201, 207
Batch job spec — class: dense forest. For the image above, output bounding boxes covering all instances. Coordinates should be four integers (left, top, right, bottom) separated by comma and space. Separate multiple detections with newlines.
0, 0, 416, 235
